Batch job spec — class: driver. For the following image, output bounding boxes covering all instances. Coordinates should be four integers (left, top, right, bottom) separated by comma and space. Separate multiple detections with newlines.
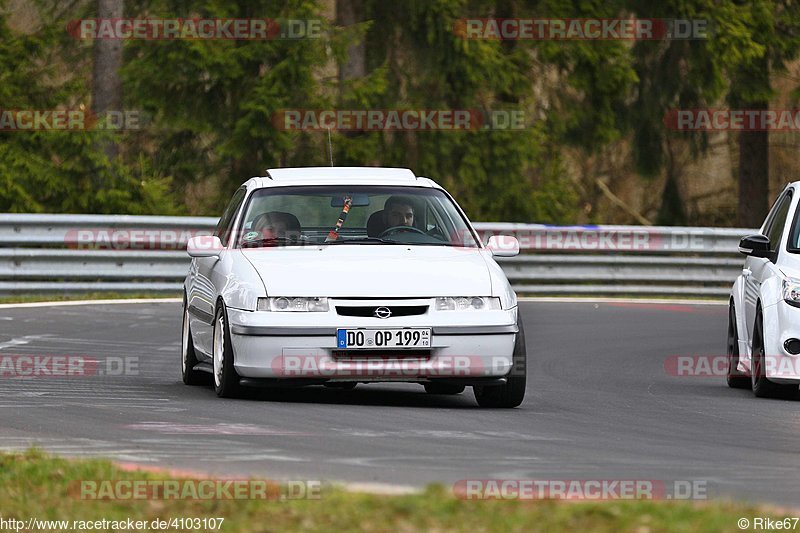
384, 196, 415, 228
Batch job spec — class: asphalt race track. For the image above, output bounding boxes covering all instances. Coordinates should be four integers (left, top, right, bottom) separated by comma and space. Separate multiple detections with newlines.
1, 300, 799, 506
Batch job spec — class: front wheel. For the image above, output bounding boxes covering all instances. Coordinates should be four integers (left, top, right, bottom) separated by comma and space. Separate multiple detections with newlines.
213, 303, 241, 398
473, 315, 527, 408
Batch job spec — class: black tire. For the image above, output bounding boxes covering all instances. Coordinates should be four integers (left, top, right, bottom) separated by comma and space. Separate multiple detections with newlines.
181, 295, 206, 386
726, 302, 751, 389
424, 382, 466, 395
751, 308, 793, 398
324, 382, 357, 390
473, 315, 527, 408
212, 303, 241, 398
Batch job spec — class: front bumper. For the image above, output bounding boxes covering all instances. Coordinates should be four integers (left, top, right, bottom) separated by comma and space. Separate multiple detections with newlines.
760, 300, 800, 383
226, 301, 518, 382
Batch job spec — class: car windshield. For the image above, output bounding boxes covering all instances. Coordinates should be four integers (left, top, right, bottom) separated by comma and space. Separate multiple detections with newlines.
235, 185, 480, 248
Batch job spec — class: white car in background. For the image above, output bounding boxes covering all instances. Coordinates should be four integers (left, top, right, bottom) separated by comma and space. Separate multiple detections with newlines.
729, 182, 800, 397
181, 167, 526, 408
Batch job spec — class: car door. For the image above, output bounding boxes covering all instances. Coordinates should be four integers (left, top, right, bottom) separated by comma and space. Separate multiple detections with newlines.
189, 186, 247, 357
743, 189, 792, 348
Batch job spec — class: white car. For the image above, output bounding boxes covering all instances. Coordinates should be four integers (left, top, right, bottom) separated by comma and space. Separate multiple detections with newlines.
729, 182, 800, 397
182, 167, 526, 407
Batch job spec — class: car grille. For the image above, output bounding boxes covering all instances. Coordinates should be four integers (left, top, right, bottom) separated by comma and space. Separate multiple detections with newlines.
331, 349, 431, 359
335, 305, 428, 318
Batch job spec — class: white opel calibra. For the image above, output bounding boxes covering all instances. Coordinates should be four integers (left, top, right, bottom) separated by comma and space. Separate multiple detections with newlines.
182, 167, 526, 407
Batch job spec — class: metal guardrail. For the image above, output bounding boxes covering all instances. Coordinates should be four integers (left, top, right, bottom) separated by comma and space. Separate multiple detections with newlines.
0, 214, 755, 297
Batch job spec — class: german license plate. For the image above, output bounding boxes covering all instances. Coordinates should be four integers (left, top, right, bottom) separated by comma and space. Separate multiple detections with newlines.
336, 328, 431, 349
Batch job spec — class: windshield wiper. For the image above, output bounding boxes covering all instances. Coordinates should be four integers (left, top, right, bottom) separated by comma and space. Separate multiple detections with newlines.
325, 237, 395, 245
240, 237, 299, 248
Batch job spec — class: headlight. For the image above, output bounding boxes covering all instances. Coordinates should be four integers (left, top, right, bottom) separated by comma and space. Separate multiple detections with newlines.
435, 297, 501, 311
783, 278, 800, 308
257, 297, 329, 312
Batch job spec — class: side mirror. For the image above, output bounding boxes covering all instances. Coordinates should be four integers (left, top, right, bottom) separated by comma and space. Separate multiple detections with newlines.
738, 234, 771, 258
187, 235, 223, 258
486, 235, 520, 257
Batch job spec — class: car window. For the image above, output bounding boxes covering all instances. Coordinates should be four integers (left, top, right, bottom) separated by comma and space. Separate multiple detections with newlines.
236, 185, 479, 248
214, 187, 247, 246
425, 203, 445, 232
766, 191, 792, 253
785, 192, 800, 252
762, 190, 788, 237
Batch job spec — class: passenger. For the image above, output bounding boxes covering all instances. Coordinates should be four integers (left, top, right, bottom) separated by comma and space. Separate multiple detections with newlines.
251, 211, 301, 241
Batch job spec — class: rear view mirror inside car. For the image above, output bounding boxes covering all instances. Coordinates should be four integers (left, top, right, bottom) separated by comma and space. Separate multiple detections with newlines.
331, 194, 370, 207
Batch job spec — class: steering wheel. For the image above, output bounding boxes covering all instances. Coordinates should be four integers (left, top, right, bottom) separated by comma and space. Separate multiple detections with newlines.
378, 225, 427, 238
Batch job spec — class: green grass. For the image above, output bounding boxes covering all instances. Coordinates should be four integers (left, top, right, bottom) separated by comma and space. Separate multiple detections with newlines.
0, 450, 782, 532
0, 292, 179, 304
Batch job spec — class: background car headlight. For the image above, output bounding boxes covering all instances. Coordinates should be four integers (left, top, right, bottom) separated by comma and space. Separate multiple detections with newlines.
435, 297, 501, 311
783, 279, 800, 308
257, 297, 329, 312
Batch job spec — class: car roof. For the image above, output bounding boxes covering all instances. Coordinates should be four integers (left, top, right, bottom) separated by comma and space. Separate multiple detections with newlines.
243, 167, 441, 189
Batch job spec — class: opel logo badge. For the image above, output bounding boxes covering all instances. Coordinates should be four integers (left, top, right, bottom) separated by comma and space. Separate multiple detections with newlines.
374, 306, 392, 319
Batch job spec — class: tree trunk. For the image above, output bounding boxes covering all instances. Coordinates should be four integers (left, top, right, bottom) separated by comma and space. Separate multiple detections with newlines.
737, 115, 769, 228
656, 138, 687, 225
334, 0, 366, 166
91, 0, 123, 178
733, 53, 770, 228
336, 0, 365, 84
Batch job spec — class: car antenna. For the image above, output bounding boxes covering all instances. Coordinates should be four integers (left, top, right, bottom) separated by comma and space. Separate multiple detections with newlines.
327, 126, 334, 167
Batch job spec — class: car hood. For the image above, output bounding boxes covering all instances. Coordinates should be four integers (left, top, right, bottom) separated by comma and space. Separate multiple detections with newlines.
241, 245, 492, 297
779, 263, 800, 280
